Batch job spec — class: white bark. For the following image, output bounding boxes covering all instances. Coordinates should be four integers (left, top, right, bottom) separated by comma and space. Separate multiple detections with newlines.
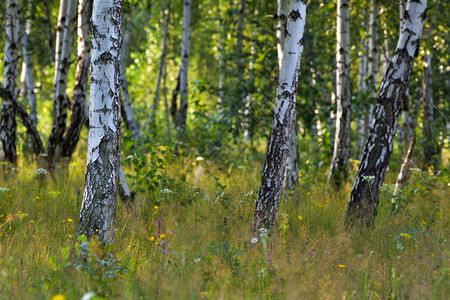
62, 0, 90, 159
1, 0, 19, 163
79, 0, 123, 245
345, 0, 428, 227
253, 0, 307, 233
176, 0, 193, 133
21, 13, 37, 128
328, 0, 351, 187
276, 0, 289, 69
48, 0, 77, 162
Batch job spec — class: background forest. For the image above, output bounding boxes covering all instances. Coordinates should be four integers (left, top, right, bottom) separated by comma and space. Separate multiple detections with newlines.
0, 0, 449, 299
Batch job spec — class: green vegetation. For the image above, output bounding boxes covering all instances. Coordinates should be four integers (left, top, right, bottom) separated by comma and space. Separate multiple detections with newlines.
0, 142, 448, 299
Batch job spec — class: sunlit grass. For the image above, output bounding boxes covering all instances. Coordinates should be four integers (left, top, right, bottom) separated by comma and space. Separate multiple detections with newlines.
0, 143, 448, 299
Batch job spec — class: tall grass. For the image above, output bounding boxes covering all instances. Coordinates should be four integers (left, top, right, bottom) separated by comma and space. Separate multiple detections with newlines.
0, 145, 448, 299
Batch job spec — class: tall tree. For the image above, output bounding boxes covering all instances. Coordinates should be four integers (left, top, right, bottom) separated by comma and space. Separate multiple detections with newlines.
1, 0, 19, 163
152, 0, 171, 113
120, 7, 141, 140
277, 0, 300, 189
48, 0, 77, 164
61, 0, 90, 159
422, 52, 437, 167
345, 0, 428, 228
357, 10, 368, 152
78, 0, 123, 245
252, 0, 308, 233
328, 0, 351, 187
175, 0, 193, 134
20, 4, 38, 129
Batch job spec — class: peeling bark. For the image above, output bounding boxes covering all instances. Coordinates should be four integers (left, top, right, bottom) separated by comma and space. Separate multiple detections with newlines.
345, 0, 428, 228
175, 0, 193, 134
48, 0, 77, 164
1, 0, 20, 164
62, 0, 91, 159
276, 0, 289, 70
79, 0, 123, 245
328, 0, 351, 187
253, 0, 308, 233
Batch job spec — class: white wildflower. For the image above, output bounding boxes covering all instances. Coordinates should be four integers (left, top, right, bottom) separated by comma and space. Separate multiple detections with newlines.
34, 168, 48, 175
193, 257, 201, 263
251, 237, 258, 244
160, 189, 174, 194
0, 187, 10, 192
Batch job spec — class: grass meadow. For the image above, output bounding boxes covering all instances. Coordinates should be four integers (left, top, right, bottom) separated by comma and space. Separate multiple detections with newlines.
0, 142, 448, 299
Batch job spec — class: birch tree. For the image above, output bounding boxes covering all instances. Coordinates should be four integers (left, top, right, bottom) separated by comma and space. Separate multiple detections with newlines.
0, 0, 19, 163
120, 8, 141, 140
175, 0, 193, 134
153, 0, 171, 113
61, 0, 90, 159
328, 0, 351, 187
345, 0, 428, 228
422, 53, 437, 167
79, 0, 123, 245
48, 0, 77, 163
357, 13, 368, 151
276, 0, 300, 189
253, 0, 308, 233
20, 6, 38, 128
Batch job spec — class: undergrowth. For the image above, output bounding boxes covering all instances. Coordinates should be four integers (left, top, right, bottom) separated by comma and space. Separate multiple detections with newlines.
0, 144, 448, 299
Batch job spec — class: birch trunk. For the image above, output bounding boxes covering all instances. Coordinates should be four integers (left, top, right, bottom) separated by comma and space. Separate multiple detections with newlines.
398, 0, 412, 146
328, 0, 351, 187
79, 0, 123, 245
392, 136, 416, 206
48, 0, 77, 163
345, 0, 428, 228
252, 0, 308, 233
0, 0, 19, 163
61, 0, 90, 159
21, 13, 38, 128
153, 0, 171, 113
422, 54, 437, 167
176, 0, 193, 134
217, 2, 224, 109
120, 9, 141, 140
357, 15, 368, 152
276, 0, 288, 70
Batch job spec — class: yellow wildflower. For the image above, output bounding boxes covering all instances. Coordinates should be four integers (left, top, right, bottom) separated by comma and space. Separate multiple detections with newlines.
160, 234, 166, 239
297, 216, 303, 220
150, 236, 155, 242
400, 233, 412, 239
338, 264, 346, 268
30, 220, 34, 223
67, 219, 73, 222
52, 295, 66, 300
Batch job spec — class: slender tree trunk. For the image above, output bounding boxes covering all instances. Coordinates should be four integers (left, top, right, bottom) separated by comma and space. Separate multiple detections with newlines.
163, 63, 172, 143
171, 74, 180, 123
0, 0, 19, 163
328, 0, 351, 187
392, 136, 416, 206
252, 0, 308, 233
422, 53, 437, 167
276, 0, 288, 70
120, 8, 141, 140
357, 14, 368, 153
117, 153, 137, 211
345, 0, 428, 228
54, 0, 68, 82
277, 0, 299, 189
398, 0, 412, 146
21, 12, 38, 128
48, 0, 77, 164
153, 0, 171, 113
175, 0, 193, 134
79, 0, 123, 245
61, 0, 90, 159
217, 2, 224, 110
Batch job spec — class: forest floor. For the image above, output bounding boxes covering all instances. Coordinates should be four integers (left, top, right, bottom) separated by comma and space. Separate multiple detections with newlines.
0, 142, 448, 299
